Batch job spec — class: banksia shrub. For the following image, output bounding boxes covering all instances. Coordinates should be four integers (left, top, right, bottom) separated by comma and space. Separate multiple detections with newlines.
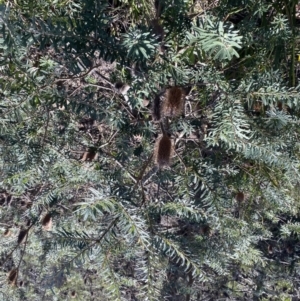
8, 268, 18, 286
162, 86, 184, 117
42, 213, 53, 231
154, 134, 172, 167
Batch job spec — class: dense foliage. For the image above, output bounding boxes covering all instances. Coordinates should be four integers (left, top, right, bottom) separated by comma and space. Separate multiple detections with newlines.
0, 0, 300, 300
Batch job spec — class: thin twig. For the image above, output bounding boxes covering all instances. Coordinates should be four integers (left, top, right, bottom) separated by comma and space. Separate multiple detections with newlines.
113, 159, 137, 183
64, 217, 119, 266
174, 148, 187, 172
99, 130, 119, 149
102, 150, 137, 183
41, 109, 50, 149
133, 153, 154, 190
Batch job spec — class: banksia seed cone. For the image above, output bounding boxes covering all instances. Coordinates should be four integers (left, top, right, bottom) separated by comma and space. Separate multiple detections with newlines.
162, 86, 184, 117
8, 268, 18, 285
17, 229, 28, 244
71, 291, 77, 298
235, 192, 245, 202
154, 134, 172, 167
42, 213, 52, 231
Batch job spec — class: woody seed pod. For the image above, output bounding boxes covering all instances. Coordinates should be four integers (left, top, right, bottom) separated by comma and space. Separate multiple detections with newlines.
3, 229, 11, 237
267, 245, 273, 254
154, 134, 172, 167
152, 94, 161, 121
81, 151, 97, 162
162, 86, 184, 117
70, 291, 77, 298
42, 213, 53, 231
8, 268, 18, 285
151, 19, 164, 42
286, 245, 293, 254
199, 225, 211, 236
17, 229, 28, 244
